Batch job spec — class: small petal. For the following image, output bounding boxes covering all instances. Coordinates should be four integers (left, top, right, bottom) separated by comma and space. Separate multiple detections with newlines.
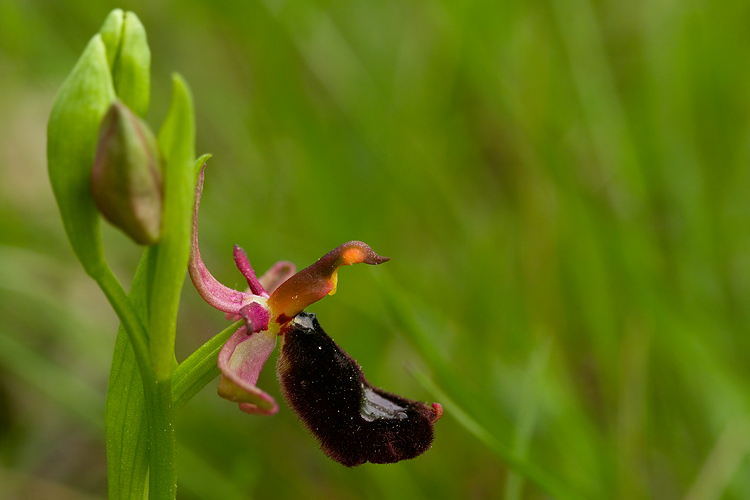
234, 245, 268, 297
268, 241, 389, 324
277, 313, 442, 467
259, 261, 296, 295
240, 302, 270, 334
218, 325, 278, 415
224, 262, 296, 321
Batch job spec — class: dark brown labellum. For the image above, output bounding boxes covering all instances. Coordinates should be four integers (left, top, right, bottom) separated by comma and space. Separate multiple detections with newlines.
277, 312, 441, 467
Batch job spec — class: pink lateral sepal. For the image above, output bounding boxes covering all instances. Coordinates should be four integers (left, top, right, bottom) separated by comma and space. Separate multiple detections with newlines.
259, 261, 296, 294
217, 324, 279, 415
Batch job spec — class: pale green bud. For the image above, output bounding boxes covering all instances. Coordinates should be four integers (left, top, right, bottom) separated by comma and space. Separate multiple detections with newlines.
91, 100, 162, 245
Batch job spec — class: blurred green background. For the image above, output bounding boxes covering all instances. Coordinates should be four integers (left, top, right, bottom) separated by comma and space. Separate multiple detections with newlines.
2, 0, 750, 498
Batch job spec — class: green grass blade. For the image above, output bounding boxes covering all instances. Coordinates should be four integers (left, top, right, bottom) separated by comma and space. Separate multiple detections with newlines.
412, 369, 587, 500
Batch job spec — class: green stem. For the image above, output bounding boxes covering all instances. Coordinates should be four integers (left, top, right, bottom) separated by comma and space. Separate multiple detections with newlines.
145, 379, 176, 500
94, 265, 151, 375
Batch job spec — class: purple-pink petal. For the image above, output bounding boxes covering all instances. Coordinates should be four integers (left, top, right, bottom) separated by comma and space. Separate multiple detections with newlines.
217, 325, 278, 415
224, 261, 296, 321
234, 245, 268, 297
188, 168, 254, 315
259, 261, 296, 294
239, 302, 270, 333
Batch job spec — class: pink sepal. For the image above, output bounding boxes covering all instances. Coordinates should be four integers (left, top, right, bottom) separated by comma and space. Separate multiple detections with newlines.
217, 325, 278, 415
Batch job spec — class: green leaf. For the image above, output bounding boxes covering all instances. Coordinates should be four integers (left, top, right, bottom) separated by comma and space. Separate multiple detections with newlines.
99, 9, 124, 69
113, 12, 150, 117
158, 74, 196, 166
193, 153, 212, 177
149, 73, 196, 380
106, 329, 150, 500
47, 34, 115, 277
106, 249, 155, 500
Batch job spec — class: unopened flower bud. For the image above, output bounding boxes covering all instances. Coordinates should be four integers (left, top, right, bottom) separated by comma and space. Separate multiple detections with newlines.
91, 100, 162, 245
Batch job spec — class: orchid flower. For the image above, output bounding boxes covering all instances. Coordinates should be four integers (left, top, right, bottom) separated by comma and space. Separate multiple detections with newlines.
189, 168, 443, 466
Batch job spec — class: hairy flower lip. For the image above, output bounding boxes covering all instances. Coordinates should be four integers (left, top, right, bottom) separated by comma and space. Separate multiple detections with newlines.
278, 312, 442, 466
